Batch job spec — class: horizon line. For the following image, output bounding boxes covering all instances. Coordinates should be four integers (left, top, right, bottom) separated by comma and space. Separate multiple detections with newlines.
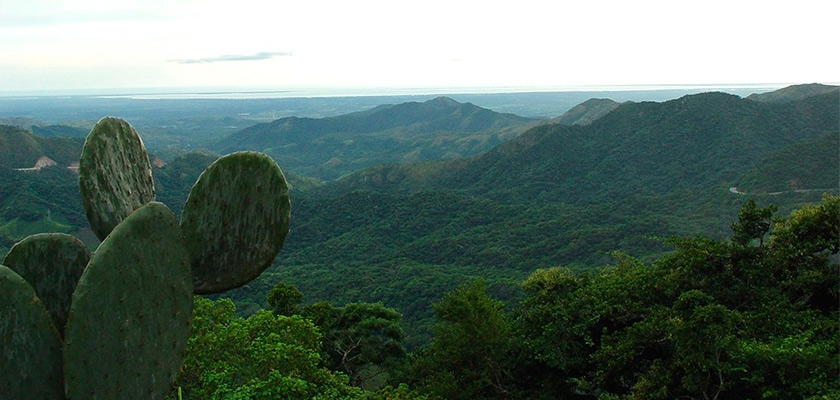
1, 82, 834, 100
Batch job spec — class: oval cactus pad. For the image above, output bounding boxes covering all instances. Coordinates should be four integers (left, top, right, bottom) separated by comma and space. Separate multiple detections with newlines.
0, 265, 64, 400
181, 152, 291, 294
3, 233, 90, 338
63, 202, 192, 400
78, 117, 155, 241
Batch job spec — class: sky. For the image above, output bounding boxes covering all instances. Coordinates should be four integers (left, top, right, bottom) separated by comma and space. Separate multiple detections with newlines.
1, 0, 837, 95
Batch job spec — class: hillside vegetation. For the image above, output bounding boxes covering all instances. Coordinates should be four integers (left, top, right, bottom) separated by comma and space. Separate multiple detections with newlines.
736, 131, 839, 194
215, 87, 839, 347
174, 195, 839, 399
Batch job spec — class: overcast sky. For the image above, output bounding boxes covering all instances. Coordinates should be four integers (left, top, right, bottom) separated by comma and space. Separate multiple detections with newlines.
1, 0, 837, 94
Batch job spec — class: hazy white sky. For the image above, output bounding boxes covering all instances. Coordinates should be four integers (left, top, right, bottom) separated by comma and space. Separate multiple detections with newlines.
1, 0, 837, 94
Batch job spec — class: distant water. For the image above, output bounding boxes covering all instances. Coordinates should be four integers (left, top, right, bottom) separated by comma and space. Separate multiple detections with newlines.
1, 83, 791, 100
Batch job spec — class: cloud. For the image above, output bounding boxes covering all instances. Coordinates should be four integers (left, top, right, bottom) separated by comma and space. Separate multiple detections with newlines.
172, 51, 292, 64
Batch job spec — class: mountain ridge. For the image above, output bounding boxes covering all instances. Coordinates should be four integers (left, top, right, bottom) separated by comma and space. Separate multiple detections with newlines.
746, 83, 839, 103
213, 97, 536, 180
550, 98, 622, 126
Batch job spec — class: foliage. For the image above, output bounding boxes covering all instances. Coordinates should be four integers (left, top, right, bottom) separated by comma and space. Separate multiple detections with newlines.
267, 281, 304, 316
301, 300, 407, 389
736, 131, 840, 194
408, 280, 513, 400
174, 297, 365, 399
502, 196, 840, 398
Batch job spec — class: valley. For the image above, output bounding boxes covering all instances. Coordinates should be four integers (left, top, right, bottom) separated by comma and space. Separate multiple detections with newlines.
1, 84, 838, 349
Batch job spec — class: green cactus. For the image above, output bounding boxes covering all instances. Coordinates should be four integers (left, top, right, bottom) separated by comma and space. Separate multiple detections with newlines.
3, 233, 90, 337
3, 117, 291, 398
181, 151, 291, 294
0, 265, 64, 400
63, 202, 192, 400
78, 117, 155, 241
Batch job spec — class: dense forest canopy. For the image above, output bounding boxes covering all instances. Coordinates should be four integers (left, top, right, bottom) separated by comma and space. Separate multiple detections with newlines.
171, 195, 839, 399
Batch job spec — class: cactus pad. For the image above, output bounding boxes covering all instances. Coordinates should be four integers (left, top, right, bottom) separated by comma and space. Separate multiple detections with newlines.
63, 202, 192, 400
4, 233, 90, 337
78, 117, 155, 241
181, 152, 291, 294
0, 265, 64, 400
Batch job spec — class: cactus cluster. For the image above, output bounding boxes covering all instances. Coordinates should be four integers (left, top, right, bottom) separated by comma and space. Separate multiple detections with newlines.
1, 117, 291, 399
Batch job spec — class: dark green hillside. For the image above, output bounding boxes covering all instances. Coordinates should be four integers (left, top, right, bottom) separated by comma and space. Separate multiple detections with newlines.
746, 82, 839, 103
213, 97, 535, 180
735, 131, 839, 194
457, 91, 838, 203
0, 125, 84, 168
277, 190, 713, 270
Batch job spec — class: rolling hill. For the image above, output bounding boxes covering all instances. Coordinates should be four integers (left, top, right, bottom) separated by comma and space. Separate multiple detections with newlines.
0, 125, 84, 169
213, 97, 536, 180
746, 82, 839, 103
549, 97, 621, 126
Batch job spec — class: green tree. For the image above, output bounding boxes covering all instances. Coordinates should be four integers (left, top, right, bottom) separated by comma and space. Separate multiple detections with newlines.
507, 196, 840, 398
304, 301, 407, 389
731, 198, 777, 248
411, 279, 513, 400
267, 281, 304, 316
173, 297, 364, 399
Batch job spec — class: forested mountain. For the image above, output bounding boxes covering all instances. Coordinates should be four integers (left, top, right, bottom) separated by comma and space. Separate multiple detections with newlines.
213, 97, 536, 179
206, 88, 839, 349
323, 91, 839, 204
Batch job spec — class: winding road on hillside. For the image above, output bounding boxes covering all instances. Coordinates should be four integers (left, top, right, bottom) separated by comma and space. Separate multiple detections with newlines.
729, 187, 837, 196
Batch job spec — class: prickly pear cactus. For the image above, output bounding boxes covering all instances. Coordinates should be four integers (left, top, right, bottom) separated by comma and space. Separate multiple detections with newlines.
63, 202, 192, 400
181, 151, 291, 294
78, 117, 155, 241
3, 233, 90, 337
0, 265, 64, 400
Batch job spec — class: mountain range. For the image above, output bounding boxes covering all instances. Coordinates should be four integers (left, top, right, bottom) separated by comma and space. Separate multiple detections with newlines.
318, 89, 839, 204
1, 84, 838, 346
